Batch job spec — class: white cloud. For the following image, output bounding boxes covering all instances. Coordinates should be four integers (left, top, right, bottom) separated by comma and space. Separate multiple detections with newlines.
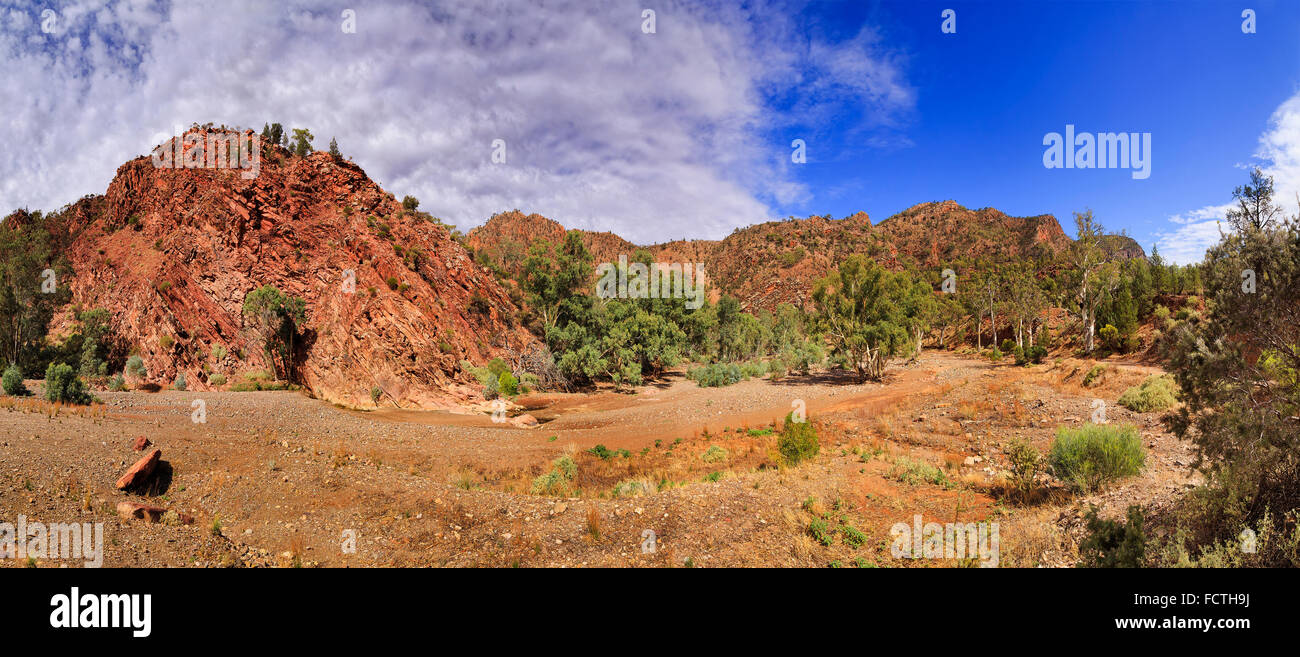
0, 0, 913, 244
1155, 88, 1300, 264
1152, 218, 1226, 265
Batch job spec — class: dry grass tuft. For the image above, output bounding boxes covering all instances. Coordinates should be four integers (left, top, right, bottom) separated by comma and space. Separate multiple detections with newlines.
584, 507, 602, 543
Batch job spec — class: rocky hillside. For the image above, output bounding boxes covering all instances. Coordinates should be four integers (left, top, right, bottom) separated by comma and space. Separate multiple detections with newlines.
1098, 234, 1148, 260
468, 200, 1081, 312
465, 209, 637, 280
51, 127, 534, 409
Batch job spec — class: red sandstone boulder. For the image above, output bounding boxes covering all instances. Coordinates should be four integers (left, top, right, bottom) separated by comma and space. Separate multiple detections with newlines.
131, 436, 151, 451
510, 413, 539, 428
115, 448, 161, 489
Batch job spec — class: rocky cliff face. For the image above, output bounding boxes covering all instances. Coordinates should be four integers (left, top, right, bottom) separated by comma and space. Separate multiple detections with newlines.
1098, 234, 1148, 260
59, 128, 534, 409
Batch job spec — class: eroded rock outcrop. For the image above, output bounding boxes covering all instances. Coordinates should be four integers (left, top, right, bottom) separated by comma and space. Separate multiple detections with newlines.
59, 128, 536, 409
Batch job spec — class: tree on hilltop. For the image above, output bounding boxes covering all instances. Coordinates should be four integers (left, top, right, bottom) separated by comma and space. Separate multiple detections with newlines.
291, 129, 315, 157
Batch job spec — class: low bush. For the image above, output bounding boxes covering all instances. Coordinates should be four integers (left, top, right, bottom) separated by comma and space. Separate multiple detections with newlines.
463, 358, 520, 399
701, 445, 728, 463
808, 518, 834, 546
1117, 374, 1178, 412
1025, 345, 1047, 364
531, 455, 577, 496
611, 478, 650, 498
1082, 364, 1106, 388
780, 338, 823, 374
1048, 424, 1145, 493
841, 523, 868, 548
1004, 437, 1043, 493
3, 363, 28, 396
125, 354, 147, 380
778, 412, 819, 466
497, 371, 518, 397
687, 362, 745, 388
44, 363, 92, 404
767, 361, 786, 380
1079, 505, 1146, 567
889, 456, 950, 487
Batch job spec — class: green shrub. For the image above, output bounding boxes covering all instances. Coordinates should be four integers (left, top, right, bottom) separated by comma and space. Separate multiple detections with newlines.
462, 359, 516, 398
780, 338, 824, 374
808, 518, 834, 546
1082, 364, 1106, 387
230, 378, 294, 392
1012, 346, 1028, 366
841, 523, 867, 548
778, 412, 819, 466
551, 455, 577, 479
1004, 438, 1042, 493
173, 372, 187, 391
108, 373, 126, 391
159, 335, 174, 350
1025, 345, 1047, 364
767, 361, 786, 380
531, 455, 577, 495
1118, 374, 1178, 412
701, 445, 728, 463
587, 444, 613, 460
370, 386, 381, 404
778, 246, 806, 267
125, 354, 147, 379
1098, 324, 1120, 351
611, 479, 648, 497
1078, 505, 1146, 567
1048, 424, 1145, 493
44, 363, 91, 404
688, 362, 746, 388
530, 471, 565, 496
889, 456, 950, 487
986, 347, 1002, 361
209, 373, 227, 386
1000, 339, 1017, 353
497, 371, 518, 397
3, 363, 28, 396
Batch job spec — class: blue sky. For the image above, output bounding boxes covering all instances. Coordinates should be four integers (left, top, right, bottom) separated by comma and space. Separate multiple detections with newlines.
2, 0, 1297, 263
766, 0, 1300, 262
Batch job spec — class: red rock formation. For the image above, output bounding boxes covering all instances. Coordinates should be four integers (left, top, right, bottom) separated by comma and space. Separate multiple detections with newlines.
116, 448, 161, 490
57, 128, 536, 409
468, 201, 1078, 313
